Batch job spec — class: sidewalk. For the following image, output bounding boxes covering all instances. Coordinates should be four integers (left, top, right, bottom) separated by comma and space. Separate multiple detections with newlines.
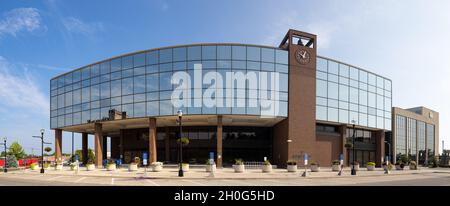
6, 166, 449, 180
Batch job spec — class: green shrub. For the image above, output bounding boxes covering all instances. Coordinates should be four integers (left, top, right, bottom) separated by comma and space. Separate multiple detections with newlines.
234, 159, 244, 165
287, 160, 297, 165
332, 160, 340, 165
6, 155, 18, 168
263, 160, 271, 165
367, 162, 376, 166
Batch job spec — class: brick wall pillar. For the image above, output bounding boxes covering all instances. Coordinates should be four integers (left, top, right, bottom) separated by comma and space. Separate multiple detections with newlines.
94, 123, 103, 168
149, 118, 157, 163
55, 129, 62, 162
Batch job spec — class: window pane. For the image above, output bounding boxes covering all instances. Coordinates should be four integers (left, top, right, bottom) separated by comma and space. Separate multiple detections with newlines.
111, 80, 121, 97
111, 58, 121, 72
122, 77, 133, 95
100, 82, 110, 99
159, 48, 172, 63
317, 80, 327, 97
146, 50, 158, 65
261, 48, 274, 63
275, 50, 288, 64
146, 73, 159, 92
134, 75, 146, 93
122, 55, 133, 69
217, 46, 231, 59
159, 72, 172, 91
247, 47, 260, 61
328, 82, 338, 99
134, 53, 146, 67
188, 46, 201, 60
202, 46, 216, 59
173, 47, 186, 62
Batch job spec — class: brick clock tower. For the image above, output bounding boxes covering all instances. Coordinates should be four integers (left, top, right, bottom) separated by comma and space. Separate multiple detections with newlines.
273, 29, 318, 167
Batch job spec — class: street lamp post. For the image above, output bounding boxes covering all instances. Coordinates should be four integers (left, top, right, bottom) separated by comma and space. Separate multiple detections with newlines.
33, 129, 50, 174
177, 110, 184, 177
385, 141, 391, 164
351, 120, 357, 175
2, 137, 7, 173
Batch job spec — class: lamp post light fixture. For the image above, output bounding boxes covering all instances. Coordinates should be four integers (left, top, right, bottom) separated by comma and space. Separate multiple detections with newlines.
2, 137, 7, 173
177, 110, 184, 177
351, 120, 357, 176
33, 129, 51, 174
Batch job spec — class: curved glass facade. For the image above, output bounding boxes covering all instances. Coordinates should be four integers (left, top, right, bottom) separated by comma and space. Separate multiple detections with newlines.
50, 44, 289, 129
316, 57, 392, 130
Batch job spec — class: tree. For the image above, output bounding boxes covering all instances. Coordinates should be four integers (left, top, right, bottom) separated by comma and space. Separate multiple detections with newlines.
44, 147, 52, 154
8, 141, 26, 159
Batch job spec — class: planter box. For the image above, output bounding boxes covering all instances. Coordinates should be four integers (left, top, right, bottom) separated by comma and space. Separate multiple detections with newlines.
367, 165, 375, 171
205, 164, 216, 172
287, 165, 297, 172
70, 165, 79, 171
55, 164, 63, 170
86, 164, 95, 171
395, 165, 404, 170
182, 164, 189, 172
310, 165, 320, 172
409, 165, 417, 170
152, 165, 163, 172
233, 164, 245, 173
128, 164, 138, 172
332, 164, 340, 171
107, 164, 116, 171
351, 164, 360, 171
262, 165, 272, 173
31, 165, 40, 171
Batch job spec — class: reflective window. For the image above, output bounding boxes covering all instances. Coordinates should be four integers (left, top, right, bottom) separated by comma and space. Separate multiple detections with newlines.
159, 49, 172, 63
202, 46, 216, 60
122, 77, 133, 95
173, 47, 186, 62
134, 53, 146, 67
188, 46, 201, 60
122, 55, 133, 69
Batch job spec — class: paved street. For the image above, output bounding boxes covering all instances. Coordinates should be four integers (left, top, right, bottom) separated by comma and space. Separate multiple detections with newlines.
1, 167, 450, 186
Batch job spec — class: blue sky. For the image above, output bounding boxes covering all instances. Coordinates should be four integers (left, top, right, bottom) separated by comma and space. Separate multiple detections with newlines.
1, 0, 449, 155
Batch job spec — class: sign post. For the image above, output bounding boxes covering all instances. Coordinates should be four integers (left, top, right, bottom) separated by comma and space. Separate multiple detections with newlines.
143, 152, 148, 177
338, 153, 344, 176
301, 153, 308, 177
208, 152, 216, 177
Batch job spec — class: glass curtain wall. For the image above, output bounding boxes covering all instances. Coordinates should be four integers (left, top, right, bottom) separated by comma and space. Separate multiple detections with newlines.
316, 57, 392, 130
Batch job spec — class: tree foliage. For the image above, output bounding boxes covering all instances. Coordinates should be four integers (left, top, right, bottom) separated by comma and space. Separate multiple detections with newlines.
8, 141, 26, 159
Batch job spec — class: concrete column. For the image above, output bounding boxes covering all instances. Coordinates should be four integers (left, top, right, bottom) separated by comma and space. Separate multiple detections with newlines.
94, 123, 103, 168
165, 127, 170, 162
376, 130, 386, 167
55, 129, 62, 162
82, 133, 88, 164
102, 136, 108, 160
149, 118, 157, 163
217, 115, 223, 168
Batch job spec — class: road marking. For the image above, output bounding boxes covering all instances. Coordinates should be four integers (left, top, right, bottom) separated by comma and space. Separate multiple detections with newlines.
47, 176, 65, 181
145, 179, 160, 186
182, 179, 206, 186
74, 177, 87, 183
111, 178, 115, 185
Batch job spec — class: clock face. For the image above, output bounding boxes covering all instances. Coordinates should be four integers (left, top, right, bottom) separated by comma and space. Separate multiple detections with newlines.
295, 49, 310, 65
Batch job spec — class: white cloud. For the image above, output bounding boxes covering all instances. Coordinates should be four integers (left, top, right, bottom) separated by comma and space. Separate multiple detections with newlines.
0, 56, 49, 116
260, 11, 337, 49
0, 8, 42, 37
62, 17, 104, 37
